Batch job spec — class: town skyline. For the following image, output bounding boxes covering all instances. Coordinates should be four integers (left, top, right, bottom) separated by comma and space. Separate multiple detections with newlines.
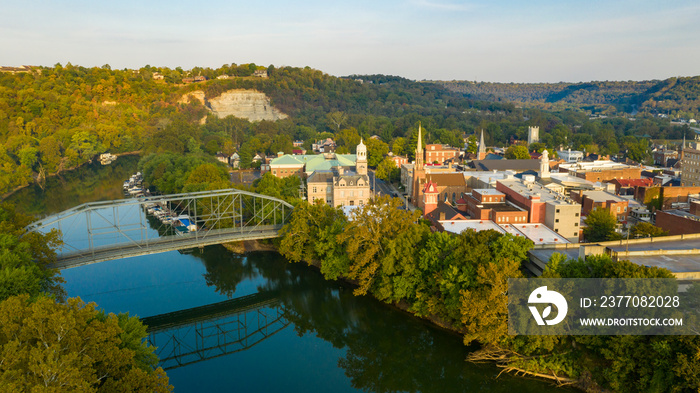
3, 0, 700, 83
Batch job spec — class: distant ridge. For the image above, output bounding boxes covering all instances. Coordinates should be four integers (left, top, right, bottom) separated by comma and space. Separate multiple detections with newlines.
433, 76, 700, 116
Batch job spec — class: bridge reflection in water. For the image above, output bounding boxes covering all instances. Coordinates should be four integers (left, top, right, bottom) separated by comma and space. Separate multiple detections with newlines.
142, 291, 289, 371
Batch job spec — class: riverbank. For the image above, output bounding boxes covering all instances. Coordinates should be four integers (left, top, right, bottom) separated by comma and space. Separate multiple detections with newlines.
0, 151, 142, 202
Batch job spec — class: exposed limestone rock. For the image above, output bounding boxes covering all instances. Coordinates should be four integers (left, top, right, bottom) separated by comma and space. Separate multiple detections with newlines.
208, 90, 288, 121
178, 89, 287, 122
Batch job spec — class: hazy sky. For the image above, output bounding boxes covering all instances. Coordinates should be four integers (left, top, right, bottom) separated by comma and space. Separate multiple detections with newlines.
2, 0, 699, 82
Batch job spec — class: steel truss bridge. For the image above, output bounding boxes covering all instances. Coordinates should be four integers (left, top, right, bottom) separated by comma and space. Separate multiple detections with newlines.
29, 189, 294, 269
141, 291, 289, 370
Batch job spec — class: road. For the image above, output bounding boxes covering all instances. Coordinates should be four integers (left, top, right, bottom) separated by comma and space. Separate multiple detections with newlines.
368, 170, 416, 211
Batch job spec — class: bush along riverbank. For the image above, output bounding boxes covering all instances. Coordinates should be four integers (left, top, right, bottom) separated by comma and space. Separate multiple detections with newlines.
276, 196, 700, 393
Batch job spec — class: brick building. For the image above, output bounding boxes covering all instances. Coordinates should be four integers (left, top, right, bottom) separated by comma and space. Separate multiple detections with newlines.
636, 186, 700, 210
655, 210, 700, 236
607, 178, 654, 196
559, 161, 642, 182
572, 190, 629, 222
497, 176, 582, 243
424, 144, 461, 164
389, 155, 409, 167
463, 189, 528, 224
654, 148, 678, 167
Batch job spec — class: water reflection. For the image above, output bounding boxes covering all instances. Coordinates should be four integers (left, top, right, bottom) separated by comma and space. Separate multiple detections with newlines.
6, 156, 140, 217
197, 251, 572, 393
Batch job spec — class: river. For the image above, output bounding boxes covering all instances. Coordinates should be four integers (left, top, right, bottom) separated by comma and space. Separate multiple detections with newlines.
8, 157, 574, 392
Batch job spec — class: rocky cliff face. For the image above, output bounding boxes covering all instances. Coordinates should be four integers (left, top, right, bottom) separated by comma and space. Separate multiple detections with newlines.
179, 89, 288, 122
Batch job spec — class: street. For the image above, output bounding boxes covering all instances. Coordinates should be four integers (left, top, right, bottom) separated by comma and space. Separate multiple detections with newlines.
368, 170, 416, 211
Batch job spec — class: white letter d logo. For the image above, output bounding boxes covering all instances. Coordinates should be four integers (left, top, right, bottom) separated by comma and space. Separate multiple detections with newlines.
528, 286, 568, 326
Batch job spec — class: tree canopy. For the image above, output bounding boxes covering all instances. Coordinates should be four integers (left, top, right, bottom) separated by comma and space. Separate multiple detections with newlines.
583, 208, 622, 242
0, 295, 171, 392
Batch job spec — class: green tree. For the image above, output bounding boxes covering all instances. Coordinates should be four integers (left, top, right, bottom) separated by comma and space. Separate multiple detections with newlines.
337, 196, 429, 300
365, 138, 389, 168
505, 145, 530, 159
0, 203, 64, 302
391, 137, 406, 156
0, 295, 172, 392
17, 146, 39, 170
326, 111, 347, 132
182, 163, 229, 192
253, 172, 301, 203
375, 157, 399, 182
278, 201, 350, 280
238, 142, 253, 169
583, 208, 622, 242
336, 128, 361, 153
629, 222, 668, 238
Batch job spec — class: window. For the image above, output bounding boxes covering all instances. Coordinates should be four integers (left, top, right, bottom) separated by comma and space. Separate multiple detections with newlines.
575, 232, 579, 237
327, 199, 332, 204
556, 209, 560, 213
359, 190, 363, 197
341, 191, 345, 197
555, 228, 559, 233
575, 222, 579, 227
312, 187, 317, 193
575, 213, 580, 217
555, 219, 559, 223
350, 200, 354, 206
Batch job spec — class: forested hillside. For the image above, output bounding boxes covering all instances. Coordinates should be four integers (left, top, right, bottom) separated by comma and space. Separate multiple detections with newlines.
437, 76, 700, 119
0, 64, 695, 197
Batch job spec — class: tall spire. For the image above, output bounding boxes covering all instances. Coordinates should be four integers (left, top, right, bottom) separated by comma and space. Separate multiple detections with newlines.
478, 129, 486, 159
417, 123, 423, 153
415, 122, 424, 170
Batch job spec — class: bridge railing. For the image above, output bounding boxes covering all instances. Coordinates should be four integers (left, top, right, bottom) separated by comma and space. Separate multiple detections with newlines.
28, 189, 294, 266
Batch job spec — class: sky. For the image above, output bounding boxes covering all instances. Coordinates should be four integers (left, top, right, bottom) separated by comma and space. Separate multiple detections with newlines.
2, 0, 699, 83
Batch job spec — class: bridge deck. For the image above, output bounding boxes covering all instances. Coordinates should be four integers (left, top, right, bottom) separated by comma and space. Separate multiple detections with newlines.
49, 226, 282, 270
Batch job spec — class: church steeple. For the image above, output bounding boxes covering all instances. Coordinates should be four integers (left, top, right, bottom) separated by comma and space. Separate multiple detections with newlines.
478, 129, 486, 160
415, 122, 424, 170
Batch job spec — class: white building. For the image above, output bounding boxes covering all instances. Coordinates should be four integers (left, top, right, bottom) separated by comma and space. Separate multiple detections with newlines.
558, 149, 585, 163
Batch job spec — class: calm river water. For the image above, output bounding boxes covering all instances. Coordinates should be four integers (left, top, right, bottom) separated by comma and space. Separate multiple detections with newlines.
8, 157, 573, 392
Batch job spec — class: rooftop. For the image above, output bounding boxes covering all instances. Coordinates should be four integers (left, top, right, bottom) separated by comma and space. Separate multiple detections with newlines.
473, 188, 504, 196
559, 160, 640, 173
610, 178, 654, 187
440, 220, 570, 245
498, 179, 580, 206
470, 159, 540, 172
426, 173, 466, 187
500, 223, 570, 245
581, 190, 628, 203
426, 203, 466, 222
530, 235, 700, 279
440, 220, 505, 235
